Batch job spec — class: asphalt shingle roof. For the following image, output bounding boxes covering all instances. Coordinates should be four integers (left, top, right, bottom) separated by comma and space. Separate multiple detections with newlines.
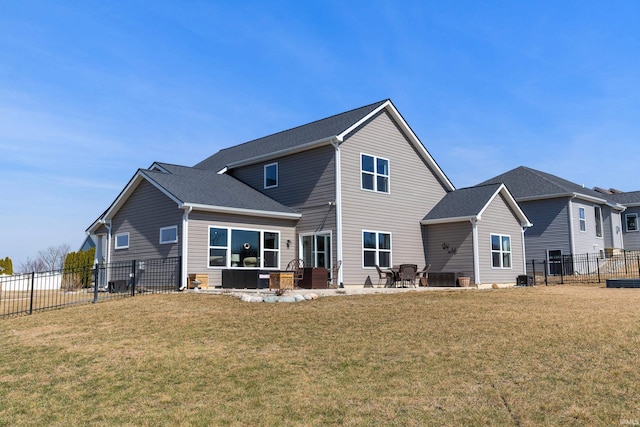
142, 163, 298, 214
195, 100, 389, 171
605, 191, 640, 205
423, 183, 503, 221
478, 166, 609, 201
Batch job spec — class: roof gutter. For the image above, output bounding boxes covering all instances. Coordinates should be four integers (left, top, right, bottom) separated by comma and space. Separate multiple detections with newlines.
183, 203, 302, 220
222, 136, 338, 172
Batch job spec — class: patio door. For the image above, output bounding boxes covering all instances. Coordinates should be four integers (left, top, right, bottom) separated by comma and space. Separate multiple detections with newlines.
301, 233, 331, 269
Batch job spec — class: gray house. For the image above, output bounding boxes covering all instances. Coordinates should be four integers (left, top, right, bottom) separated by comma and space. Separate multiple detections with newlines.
88, 100, 529, 288
479, 166, 626, 272
600, 190, 640, 251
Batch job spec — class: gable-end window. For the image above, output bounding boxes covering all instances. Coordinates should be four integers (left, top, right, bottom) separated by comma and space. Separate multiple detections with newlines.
115, 232, 129, 250
160, 225, 178, 244
626, 213, 638, 232
594, 206, 603, 238
579, 207, 586, 232
361, 154, 389, 193
491, 234, 511, 269
264, 162, 278, 189
363, 231, 391, 268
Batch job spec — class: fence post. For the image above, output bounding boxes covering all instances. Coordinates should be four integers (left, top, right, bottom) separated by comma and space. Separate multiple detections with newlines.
624, 251, 628, 275
130, 260, 136, 297
93, 264, 99, 304
29, 271, 35, 315
560, 256, 565, 284
597, 257, 601, 283
637, 255, 640, 278
543, 259, 548, 286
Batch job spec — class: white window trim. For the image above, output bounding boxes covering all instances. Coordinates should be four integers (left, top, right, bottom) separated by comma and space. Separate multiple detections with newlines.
491, 233, 512, 269
264, 162, 278, 189
160, 225, 178, 244
626, 213, 639, 232
207, 226, 281, 269
360, 153, 390, 194
594, 205, 603, 238
362, 230, 392, 269
114, 232, 130, 250
578, 207, 586, 233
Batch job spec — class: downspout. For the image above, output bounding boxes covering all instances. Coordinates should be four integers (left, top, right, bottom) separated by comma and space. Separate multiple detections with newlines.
180, 205, 192, 290
471, 218, 480, 285
104, 220, 112, 286
521, 226, 527, 275
567, 196, 577, 256
331, 137, 344, 286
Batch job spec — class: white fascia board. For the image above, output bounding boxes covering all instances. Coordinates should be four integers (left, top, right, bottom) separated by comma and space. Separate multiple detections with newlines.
343, 100, 456, 192
223, 136, 338, 171
572, 192, 608, 205
102, 171, 183, 221
421, 215, 477, 225
477, 184, 533, 228
148, 162, 170, 173
517, 193, 575, 203
184, 203, 302, 220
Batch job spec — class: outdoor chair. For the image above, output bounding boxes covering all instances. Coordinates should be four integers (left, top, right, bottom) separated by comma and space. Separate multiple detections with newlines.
415, 264, 431, 287
375, 264, 395, 287
399, 264, 418, 287
285, 258, 305, 288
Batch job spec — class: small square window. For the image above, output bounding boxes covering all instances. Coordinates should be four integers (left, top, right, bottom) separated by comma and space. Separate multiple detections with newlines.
115, 233, 129, 250
160, 226, 178, 244
627, 214, 638, 232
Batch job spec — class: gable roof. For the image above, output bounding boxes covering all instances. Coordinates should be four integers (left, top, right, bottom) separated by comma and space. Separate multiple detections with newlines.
605, 190, 640, 207
87, 162, 300, 233
421, 183, 532, 227
195, 99, 455, 191
478, 166, 624, 209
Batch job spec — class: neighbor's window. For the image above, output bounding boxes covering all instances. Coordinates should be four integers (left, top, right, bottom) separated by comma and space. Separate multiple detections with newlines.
491, 234, 511, 269
361, 154, 389, 193
264, 162, 278, 189
363, 231, 391, 268
160, 225, 178, 244
594, 206, 603, 238
209, 226, 280, 268
579, 207, 586, 232
115, 232, 129, 250
626, 213, 638, 232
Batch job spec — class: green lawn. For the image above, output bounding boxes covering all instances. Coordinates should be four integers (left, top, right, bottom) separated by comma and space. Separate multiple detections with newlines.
1, 285, 639, 426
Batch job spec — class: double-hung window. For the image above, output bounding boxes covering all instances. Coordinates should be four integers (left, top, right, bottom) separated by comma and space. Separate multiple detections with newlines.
579, 207, 586, 232
363, 231, 391, 268
626, 213, 638, 232
361, 154, 389, 193
264, 162, 278, 189
208, 226, 280, 268
594, 206, 603, 238
491, 234, 511, 269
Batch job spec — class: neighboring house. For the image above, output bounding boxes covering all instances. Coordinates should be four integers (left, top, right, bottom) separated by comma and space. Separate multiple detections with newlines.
479, 166, 626, 273
421, 183, 532, 287
598, 190, 640, 251
87, 100, 528, 288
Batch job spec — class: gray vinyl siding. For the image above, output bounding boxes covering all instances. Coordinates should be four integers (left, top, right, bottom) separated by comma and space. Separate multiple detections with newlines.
110, 180, 183, 262
230, 146, 337, 264
623, 207, 640, 250
571, 200, 605, 255
477, 194, 525, 284
186, 210, 297, 287
424, 223, 474, 281
519, 198, 571, 262
340, 111, 449, 285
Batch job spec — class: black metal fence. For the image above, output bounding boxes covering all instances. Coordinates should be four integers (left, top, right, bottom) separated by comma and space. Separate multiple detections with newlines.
526, 251, 640, 285
0, 256, 181, 319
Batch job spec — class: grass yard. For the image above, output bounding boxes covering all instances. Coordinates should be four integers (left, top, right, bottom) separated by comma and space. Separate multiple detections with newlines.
1, 285, 639, 426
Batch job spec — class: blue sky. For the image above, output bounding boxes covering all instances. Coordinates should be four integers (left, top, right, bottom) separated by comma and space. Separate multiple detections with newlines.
2, 1, 639, 268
